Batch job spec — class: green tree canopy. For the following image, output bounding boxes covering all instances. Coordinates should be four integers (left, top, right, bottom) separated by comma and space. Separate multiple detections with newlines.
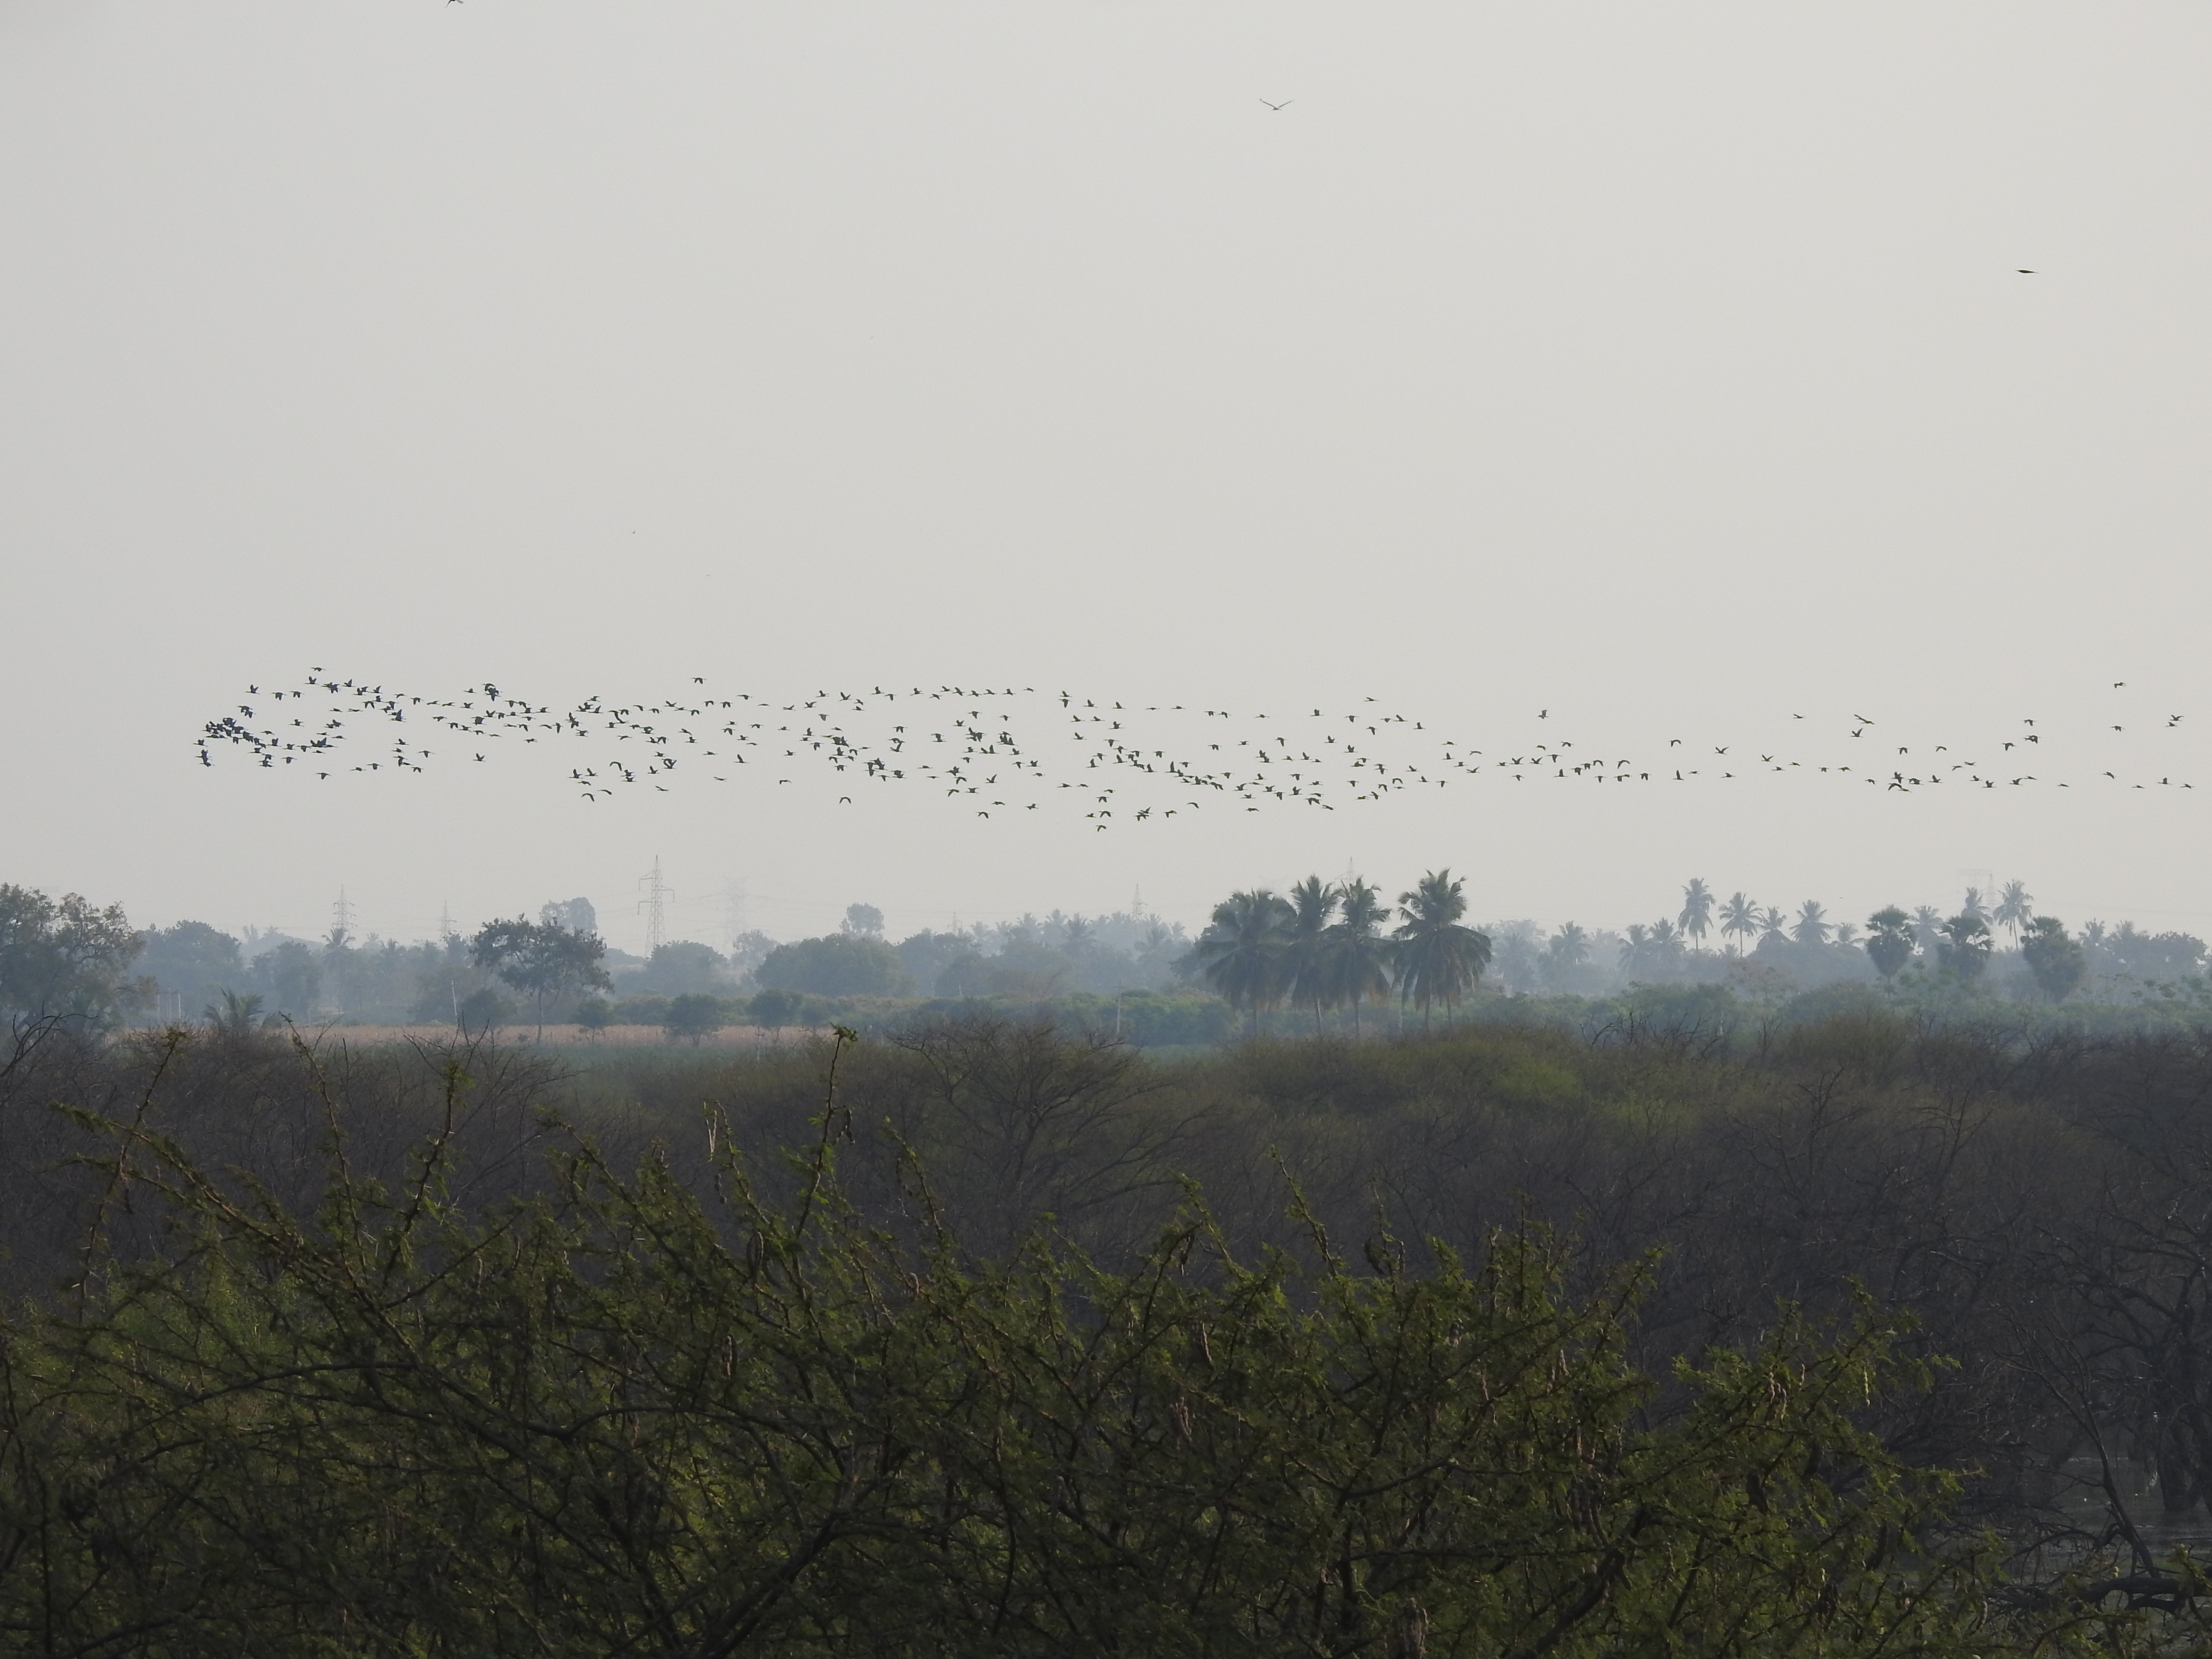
1994, 879, 2035, 943
135, 920, 242, 1024
749, 986, 804, 1031
628, 939, 729, 997
1718, 891, 1758, 955
1319, 878, 1395, 1036
454, 985, 514, 1034
1678, 877, 1716, 949
1937, 912, 1994, 985
1190, 890, 1294, 1034
471, 917, 613, 1038
662, 991, 727, 1045
1284, 876, 1340, 1030
1865, 906, 1916, 980
0, 885, 145, 1031
1393, 869, 1491, 1025
2022, 915, 2086, 1003
756, 934, 913, 998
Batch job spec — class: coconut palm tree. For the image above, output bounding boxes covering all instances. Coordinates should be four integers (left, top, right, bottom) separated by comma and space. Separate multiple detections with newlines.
1650, 920, 1686, 978
1718, 892, 1758, 957
1618, 923, 1651, 974
204, 988, 266, 1033
1865, 907, 1914, 980
1792, 902, 1831, 946
1322, 878, 1395, 1037
1960, 888, 1989, 924
1678, 879, 1716, 953
1759, 906, 1789, 945
1994, 880, 2034, 945
1912, 905, 1944, 957
1392, 869, 1491, 1027
1192, 890, 1294, 1035
1284, 876, 1340, 1032
1542, 923, 1591, 992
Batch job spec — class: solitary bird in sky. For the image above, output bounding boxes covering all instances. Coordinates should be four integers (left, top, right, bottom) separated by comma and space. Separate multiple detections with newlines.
1260, 98, 1292, 111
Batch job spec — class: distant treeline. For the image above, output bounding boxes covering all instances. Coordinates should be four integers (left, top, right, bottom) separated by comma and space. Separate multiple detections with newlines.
1179, 871, 2211, 1027
5, 872, 2208, 1050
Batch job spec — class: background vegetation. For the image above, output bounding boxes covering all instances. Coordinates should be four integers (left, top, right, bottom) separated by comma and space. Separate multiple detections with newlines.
14, 871, 2205, 1053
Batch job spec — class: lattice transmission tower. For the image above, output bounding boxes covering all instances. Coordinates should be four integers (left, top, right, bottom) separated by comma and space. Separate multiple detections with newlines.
637, 857, 670, 955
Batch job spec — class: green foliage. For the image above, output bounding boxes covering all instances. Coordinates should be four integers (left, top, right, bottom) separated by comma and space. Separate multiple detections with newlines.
136, 919, 243, 1021
626, 938, 731, 996
757, 933, 914, 998
1284, 875, 1340, 1026
1319, 878, 1395, 1035
201, 987, 268, 1032
1192, 890, 1295, 1031
454, 984, 514, 1034
471, 916, 612, 1035
663, 991, 727, 1044
1866, 906, 1916, 980
1392, 869, 1491, 1023
1679, 877, 1716, 949
0, 1049, 2069, 1658
750, 986, 804, 1030
2023, 916, 2088, 1003
0, 884, 146, 1029
1938, 912, 1995, 984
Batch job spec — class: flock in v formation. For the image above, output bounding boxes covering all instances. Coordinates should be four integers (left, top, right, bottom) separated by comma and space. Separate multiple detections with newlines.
197, 673, 2199, 826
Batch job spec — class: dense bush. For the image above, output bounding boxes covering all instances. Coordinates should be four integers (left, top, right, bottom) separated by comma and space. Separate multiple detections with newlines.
12, 1013, 2212, 1646
0, 1040, 2089, 1657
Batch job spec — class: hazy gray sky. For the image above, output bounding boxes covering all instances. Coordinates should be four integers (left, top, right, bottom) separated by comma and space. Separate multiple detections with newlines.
4, 0, 2208, 954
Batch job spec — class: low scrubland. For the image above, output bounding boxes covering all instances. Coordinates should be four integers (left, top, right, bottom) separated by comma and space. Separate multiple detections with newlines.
7, 1008, 2212, 1653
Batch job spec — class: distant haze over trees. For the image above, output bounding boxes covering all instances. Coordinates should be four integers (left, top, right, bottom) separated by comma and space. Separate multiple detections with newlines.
10, 870, 2211, 1044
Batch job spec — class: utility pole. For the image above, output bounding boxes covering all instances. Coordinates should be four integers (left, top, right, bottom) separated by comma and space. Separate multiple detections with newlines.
638, 857, 670, 955
438, 902, 456, 942
332, 887, 356, 943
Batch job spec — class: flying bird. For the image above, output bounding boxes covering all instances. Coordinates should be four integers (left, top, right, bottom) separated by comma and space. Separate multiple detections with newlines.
1260, 98, 1292, 111
194, 671, 2207, 820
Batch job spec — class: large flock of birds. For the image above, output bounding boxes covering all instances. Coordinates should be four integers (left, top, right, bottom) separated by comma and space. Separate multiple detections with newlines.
199, 673, 2202, 827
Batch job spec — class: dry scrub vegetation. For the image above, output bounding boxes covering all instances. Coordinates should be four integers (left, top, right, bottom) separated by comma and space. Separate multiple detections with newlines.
6, 1010, 2212, 1652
